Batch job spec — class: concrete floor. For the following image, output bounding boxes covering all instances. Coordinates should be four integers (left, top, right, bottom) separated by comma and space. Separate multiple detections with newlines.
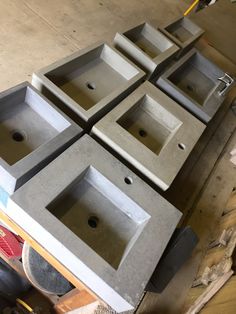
0, 0, 188, 92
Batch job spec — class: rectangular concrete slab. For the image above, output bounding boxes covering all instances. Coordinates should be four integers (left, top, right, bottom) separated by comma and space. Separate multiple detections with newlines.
156, 49, 235, 124
6, 134, 182, 313
32, 42, 145, 128
92, 81, 206, 190
0, 82, 82, 199
114, 22, 179, 79
159, 16, 204, 57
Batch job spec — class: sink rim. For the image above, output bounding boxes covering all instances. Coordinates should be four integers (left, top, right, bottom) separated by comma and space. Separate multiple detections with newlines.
0, 81, 82, 195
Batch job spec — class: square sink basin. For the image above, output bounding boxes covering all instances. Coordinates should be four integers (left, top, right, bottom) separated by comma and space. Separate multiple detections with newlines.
0, 82, 82, 200
156, 49, 235, 123
7, 135, 181, 312
159, 17, 204, 57
32, 43, 145, 127
114, 22, 179, 79
92, 81, 205, 190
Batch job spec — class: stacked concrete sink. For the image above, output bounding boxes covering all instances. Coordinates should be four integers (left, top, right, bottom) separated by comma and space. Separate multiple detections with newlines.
92, 81, 205, 190
114, 22, 179, 79
159, 17, 204, 57
32, 43, 145, 127
6, 135, 182, 312
0, 82, 82, 205
156, 49, 235, 123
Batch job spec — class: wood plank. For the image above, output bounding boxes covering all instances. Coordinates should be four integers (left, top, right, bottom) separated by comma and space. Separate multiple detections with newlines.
196, 247, 226, 278
54, 289, 96, 314
185, 270, 233, 314
186, 275, 236, 314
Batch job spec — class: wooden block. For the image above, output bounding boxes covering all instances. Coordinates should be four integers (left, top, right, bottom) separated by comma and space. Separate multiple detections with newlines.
54, 289, 96, 313
66, 301, 116, 314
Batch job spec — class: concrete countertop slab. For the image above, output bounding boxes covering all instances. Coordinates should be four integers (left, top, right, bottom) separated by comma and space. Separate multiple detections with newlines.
32, 42, 145, 128
6, 134, 181, 312
0, 82, 82, 201
92, 81, 205, 190
156, 48, 235, 124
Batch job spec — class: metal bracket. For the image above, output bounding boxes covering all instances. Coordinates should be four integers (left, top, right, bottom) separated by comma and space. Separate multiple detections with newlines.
218, 73, 234, 97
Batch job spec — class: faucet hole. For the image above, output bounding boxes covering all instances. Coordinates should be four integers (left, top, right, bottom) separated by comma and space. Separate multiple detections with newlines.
88, 216, 99, 229
86, 82, 96, 90
12, 131, 25, 142
139, 129, 147, 137
124, 176, 133, 185
178, 143, 186, 150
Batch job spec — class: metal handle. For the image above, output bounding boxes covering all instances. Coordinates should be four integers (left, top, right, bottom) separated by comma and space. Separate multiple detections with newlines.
217, 73, 234, 97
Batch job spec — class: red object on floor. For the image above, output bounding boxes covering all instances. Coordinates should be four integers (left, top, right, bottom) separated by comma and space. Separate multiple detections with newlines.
0, 226, 23, 259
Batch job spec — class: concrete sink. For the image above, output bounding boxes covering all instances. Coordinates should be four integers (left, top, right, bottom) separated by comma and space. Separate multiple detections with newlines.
6, 135, 181, 312
159, 17, 204, 57
156, 49, 235, 123
0, 82, 82, 202
92, 81, 205, 190
32, 43, 145, 127
114, 22, 179, 79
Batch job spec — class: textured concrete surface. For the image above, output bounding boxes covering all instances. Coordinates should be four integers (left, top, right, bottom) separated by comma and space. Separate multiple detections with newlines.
7, 134, 181, 312
159, 17, 204, 58
156, 49, 234, 124
32, 42, 145, 127
0, 82, 82, 196
92, 81, 205, 190
114, 22, 179, 79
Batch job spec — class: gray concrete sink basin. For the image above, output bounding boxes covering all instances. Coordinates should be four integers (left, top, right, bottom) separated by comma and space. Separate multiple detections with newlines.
0, 82, 82, 202
159, 17, 204, 57
32, 43, 145, 127
6, 135, 181, 312
156, 49, 235, 123
114, 22, 179, 79
92, 81, 205, 190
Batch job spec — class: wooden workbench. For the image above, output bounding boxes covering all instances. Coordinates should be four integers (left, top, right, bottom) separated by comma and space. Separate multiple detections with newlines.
0, 1, 236, 313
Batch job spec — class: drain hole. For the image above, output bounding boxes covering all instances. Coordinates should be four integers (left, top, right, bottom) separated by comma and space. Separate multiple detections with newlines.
124, 176, 133, 185
174, 33, 180, 39
88, 216, 99, 229
12, 131, 25, 142
139, 129, 147, 137
178, 143, 186, 150
187, 84, 194, 92
86, 82, 96, 90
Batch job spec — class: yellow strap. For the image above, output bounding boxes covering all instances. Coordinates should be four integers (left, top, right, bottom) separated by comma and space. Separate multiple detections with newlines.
184, 0, 200, 16
16, 298, 33, 312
